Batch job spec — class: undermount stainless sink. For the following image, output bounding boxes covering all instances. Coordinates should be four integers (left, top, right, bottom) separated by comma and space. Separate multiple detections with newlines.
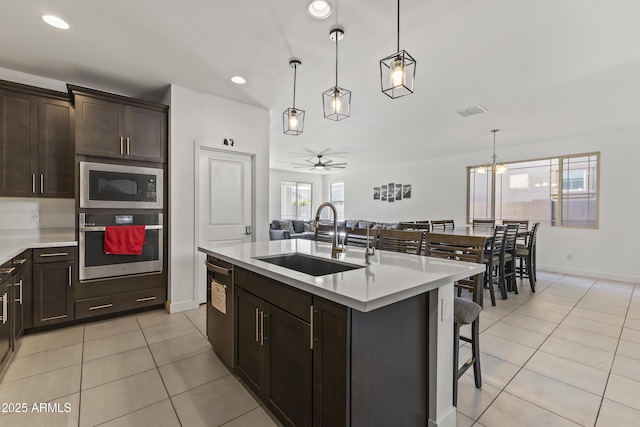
255, 253, 364, 276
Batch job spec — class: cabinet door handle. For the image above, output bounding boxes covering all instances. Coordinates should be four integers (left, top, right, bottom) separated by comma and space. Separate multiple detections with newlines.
126, 137, 130, 155
310, 305, 314, 350
0, 267, 16, 274
68, 266, 72, 286
1, 293, 6, 324
204, 261, 231, 276
17, 279, 23, 304
255, 307, 259, 342
40, 252, 69, 258
120, 137, 124, 154
136, 296, 157, 302
13, 258, 27, 265
260, 312, 268, 346
89, 303, 113, 311
40, 174, 44, 194
32, 174, 36, 194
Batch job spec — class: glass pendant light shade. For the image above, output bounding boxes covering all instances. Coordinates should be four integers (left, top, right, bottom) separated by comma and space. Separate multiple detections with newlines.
323, 28, 351, 121
323, 86, 351, 121
283, 59, 305, 135
379, 0, 416, 99
283, 108, 305, 135
380, 50, 416, 98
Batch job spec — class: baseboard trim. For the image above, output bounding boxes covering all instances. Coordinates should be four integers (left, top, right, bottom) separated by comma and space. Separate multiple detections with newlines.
165, 299, 200, 313
538, 264, 639, 284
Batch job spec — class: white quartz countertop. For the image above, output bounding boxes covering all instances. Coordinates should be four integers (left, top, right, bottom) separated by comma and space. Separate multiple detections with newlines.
198, 240, 485, 312
0, 229, 77, 265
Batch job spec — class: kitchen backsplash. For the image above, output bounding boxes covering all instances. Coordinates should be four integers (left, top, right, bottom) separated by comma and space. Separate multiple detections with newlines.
0, 198, 74, 232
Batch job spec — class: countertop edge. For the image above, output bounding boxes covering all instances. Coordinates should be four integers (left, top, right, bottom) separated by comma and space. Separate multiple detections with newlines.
199, 244, 485, 312
0, 238, 77, 265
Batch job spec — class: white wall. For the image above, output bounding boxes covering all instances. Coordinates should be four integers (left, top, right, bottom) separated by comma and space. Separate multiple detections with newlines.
168, 85, 270, 312
268, 169, 325, 221
325, 127, 640, 283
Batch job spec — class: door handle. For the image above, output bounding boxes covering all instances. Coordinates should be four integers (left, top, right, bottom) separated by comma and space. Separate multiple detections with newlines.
40, 174, 44, 194
17, 279, 23, 304
120, 137, 124, 154
260, 312, 268, 346
126, 137, 130, 155
32, 174, 36, 194
255, 307, 259, 342
68, 266, 72, 286
1, 293, 6, 324
310, 305, 315, 350
245, 226, 252, 235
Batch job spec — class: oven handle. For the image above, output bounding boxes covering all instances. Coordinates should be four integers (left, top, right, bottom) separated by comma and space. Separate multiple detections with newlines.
79, 225, 163, 232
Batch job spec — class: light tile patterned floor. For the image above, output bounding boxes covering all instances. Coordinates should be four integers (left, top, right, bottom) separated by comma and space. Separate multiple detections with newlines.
0, 304, 279, 427
0, 271, 639, 426
458, 271, 640, 427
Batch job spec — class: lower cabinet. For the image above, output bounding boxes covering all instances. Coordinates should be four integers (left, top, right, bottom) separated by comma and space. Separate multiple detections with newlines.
75, 287, 166, 319
12, 259, 25, 347
32, 247, 76, 327
236, 286, 312, 427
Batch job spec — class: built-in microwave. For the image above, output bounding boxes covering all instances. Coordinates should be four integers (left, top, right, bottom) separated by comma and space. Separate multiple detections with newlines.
80, 161, 163, 209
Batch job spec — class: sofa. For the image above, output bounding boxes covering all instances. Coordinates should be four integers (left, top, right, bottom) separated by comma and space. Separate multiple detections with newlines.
269, 219, 401, 240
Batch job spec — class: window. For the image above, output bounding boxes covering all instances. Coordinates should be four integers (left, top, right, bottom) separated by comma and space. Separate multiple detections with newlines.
281, 181, 312, 220
467, 152, 599, 228
330, 182, 345, 220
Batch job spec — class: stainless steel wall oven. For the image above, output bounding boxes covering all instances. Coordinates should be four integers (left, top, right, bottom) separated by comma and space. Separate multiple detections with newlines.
79, 213, 163, 281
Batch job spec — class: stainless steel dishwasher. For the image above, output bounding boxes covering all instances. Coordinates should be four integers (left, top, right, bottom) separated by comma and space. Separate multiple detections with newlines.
205, 256, 234, 368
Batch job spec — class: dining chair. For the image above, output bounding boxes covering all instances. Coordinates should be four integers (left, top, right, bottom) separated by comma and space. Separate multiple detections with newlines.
502, 224, 519, 294
345, 227, 378, 248
483, 225, 507, 306
472, 219, 495, 230
314, 224, 335, 243
377, 229, 423, 255
503, 219, 529, 247
424, 234, 486, 306
431, 219, 454, 230
424, 233, 484, 405
515, 222, 539, 291
399, 222, 430, 254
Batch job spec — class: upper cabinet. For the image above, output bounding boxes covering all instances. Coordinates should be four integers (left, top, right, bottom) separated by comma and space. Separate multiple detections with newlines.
69, 85, 167, 163
0, 82, 74, 198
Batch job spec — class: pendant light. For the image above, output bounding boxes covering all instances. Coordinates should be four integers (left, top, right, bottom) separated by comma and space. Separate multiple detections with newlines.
283, 59, 305, 135
476, 129, 507, 174
323, 27, 351, 121
379, 0, 416, 99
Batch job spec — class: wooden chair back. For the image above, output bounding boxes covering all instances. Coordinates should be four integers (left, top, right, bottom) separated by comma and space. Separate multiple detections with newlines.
424, 234, 486, 306
314, 224, 335, 243
377, 229, 423, 255
472, 219, 495, 230
502, 220, 529, 232
345, 227, 378, 248
503, 224, 519, 254
431, 220, 455, 230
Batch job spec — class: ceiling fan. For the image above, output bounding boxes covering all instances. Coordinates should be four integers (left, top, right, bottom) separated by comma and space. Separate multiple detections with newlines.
292, 155, 347, 171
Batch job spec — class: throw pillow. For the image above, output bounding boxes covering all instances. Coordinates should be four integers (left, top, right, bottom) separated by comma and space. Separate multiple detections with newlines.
278, 220, 294, 233
292, 220, 305, 233
271, 220, 281, 230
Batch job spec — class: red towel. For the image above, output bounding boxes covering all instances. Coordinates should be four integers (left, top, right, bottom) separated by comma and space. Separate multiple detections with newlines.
104, 226, 147, 255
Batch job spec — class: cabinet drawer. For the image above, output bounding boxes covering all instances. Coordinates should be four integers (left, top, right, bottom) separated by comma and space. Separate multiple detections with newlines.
33, 247, 76, 263
235, 268, 311, 322
75, 287, 165, 319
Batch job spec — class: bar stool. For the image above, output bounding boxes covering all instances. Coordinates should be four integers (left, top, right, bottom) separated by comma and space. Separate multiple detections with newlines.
453, 296, 482, 406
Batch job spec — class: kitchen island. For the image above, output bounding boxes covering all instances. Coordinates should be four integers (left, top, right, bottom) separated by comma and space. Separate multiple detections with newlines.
198, 239, 485, 427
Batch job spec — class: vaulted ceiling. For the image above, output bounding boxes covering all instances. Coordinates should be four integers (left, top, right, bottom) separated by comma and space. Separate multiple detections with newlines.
2, 0, 639, 172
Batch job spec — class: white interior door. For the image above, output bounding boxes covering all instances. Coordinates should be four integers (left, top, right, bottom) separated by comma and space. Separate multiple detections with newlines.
195, 145, 254, 303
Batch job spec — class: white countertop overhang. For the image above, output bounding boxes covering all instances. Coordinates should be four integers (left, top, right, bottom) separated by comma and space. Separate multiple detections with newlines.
199, 239, 485, 312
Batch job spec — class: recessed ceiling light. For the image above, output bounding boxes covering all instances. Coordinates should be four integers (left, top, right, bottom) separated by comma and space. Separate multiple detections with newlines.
230, 76, 246, 85
42, 15, 70, 30
307, 1, 332, 19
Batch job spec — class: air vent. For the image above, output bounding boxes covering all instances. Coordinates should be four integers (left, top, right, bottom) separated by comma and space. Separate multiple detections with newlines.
455, 105, 487, 118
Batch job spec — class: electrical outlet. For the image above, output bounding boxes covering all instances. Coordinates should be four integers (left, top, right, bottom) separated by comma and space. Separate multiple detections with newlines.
30, 210, 40, 222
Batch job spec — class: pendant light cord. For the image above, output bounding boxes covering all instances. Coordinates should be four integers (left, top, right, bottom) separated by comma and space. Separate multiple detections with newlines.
335, 33, 339, 87
397, 0, 400, 53
292, 63, 297, 109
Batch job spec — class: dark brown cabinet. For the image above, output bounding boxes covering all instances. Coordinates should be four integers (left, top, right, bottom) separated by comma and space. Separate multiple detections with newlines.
0, 82, 74, 198
12, 255, 27, 347
0, 261, 14, 373
32, 247, 76, 327
235, 286, 312, 427
71, 85, 167, 163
